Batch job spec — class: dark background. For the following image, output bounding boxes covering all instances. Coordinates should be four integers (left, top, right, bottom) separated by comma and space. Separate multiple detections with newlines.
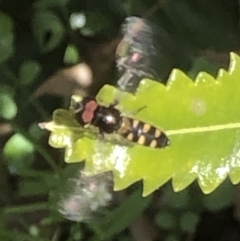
0, 0, 240, 240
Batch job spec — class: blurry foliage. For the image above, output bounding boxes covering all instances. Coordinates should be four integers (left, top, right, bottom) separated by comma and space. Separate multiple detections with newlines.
0, 0, 240, 240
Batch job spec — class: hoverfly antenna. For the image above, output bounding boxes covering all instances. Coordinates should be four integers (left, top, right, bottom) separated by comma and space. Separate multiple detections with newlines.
73, 102, 84, 113
70, 95, 84, 112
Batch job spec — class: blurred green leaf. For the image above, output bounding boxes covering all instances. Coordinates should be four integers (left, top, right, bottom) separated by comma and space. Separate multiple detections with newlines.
0, 85, 17, 120
188, 57, 219, 79
19, 60, 41, 85
3, 133, 35, 175
179, 211, 200, 233
28, 122, 45, 141
80, 11, 113, 36
164, 187, 190, 210
3, 203, 48, 215
70, 223, 83, 240
155, 211, 177, 230
18, 179, 50, 197
28, 225, 40, 237
165, 234, 179, 241
44, 52, 240, 196
64, 44, 80, 65
201, 179, 234, 211
35, 0, 70, 8
32, 10, 65, 53
118, 235, 133, 241
92, 189, 151, 240
0, 12, 14, 63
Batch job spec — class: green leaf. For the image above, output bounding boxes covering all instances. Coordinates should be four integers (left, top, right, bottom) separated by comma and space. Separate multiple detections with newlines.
188, 56, 219, 79
155, 211, 177, 230
28, 122, 45, 141
0, 85, 17, 120
165, 234, 179, 241
28, 225, 40, 237
0, 12, 14, 63
79, 12, 113, 36
43, 52, 240, 196
164, 186, 190, 209
19, 179, 50, 197
19, 60, 41, 85
32, 10, 65, 53
201, 179, 234, 211
39, 109, 97, 156
70, 224, 83, 240
179, 211, 200, 233
64, 45, 80, 65
35, 0, 70, 8
3, 133, 35, 175
91, 189, 151, 240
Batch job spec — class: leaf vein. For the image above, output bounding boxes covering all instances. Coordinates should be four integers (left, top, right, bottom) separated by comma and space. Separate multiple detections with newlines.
167, 123, 240, 136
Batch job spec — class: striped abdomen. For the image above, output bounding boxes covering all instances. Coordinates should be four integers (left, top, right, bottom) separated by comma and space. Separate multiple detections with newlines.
117, 117, 169, 148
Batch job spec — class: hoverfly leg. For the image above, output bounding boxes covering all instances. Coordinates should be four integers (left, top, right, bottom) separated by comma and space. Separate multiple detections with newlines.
109, 99, 119, 108
132, 105, 147, 115
97, 97, 121, 109
98, 128, 106, 141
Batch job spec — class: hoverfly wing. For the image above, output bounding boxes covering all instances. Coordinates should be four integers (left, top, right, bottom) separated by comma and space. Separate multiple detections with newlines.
57, 164, 113, 222
116, 16, 190, 93
116, 17, 161, 92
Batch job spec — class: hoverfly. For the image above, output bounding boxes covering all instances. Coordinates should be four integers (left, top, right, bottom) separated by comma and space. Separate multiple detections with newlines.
72, 95, 169, 148
58, 16, 170, 223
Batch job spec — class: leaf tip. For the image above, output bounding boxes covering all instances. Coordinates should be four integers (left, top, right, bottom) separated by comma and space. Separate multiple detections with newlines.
229, 52, 240, 75
230, 52, 239, 62
198, 177, 226, 195
167, 68, 193, 89
38, 121, 54, 131
172, 174, 196, 192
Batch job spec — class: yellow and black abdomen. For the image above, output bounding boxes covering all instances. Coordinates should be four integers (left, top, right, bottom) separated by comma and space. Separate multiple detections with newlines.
117, 117, 169, 148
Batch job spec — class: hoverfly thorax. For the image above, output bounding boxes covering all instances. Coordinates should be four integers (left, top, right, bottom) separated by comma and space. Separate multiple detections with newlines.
92, 105, 122, 134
